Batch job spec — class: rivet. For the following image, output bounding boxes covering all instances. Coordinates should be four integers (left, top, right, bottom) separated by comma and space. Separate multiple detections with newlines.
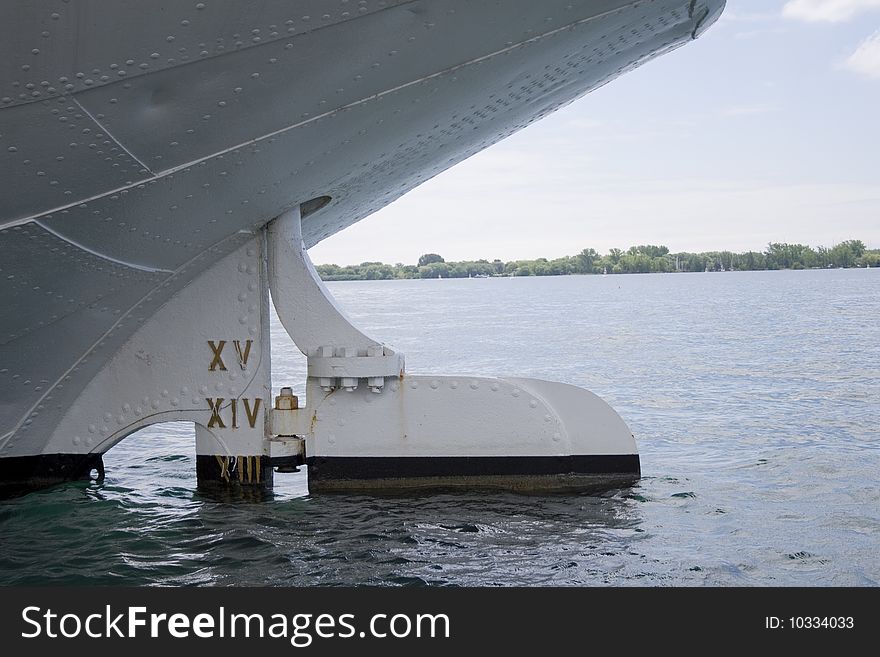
529, 399, 538, 408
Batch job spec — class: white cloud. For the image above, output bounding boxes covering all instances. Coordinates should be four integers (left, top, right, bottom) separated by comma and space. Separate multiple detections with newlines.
734, 27, 790, 40
719, 10, 780, 23
845, 30, 880, 77
565, 117, 604, 130
782, 0, 880, 22
720, 103, 780, 116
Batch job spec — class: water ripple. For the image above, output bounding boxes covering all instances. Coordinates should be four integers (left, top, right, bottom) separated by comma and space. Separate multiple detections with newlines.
2, 270, 879, 586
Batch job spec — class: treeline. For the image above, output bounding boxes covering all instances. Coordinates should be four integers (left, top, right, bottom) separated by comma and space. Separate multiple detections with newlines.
315, 240, 879, 280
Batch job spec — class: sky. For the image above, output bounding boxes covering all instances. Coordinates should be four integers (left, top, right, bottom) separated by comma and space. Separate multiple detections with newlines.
309, 0, 880, 265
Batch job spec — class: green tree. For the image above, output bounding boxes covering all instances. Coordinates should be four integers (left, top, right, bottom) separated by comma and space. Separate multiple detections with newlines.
419, 262, 449, 278
417, 253, 445, 267
397, 264, 419, 278
860, 250, 880, 267
314, 237, 873, 280
842, 240, 866, 258
575, 248, 598, 274
830, 242, 855, 268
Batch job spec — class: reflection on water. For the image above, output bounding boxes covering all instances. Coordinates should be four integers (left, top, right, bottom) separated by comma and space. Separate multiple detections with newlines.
1, 269, 878, 586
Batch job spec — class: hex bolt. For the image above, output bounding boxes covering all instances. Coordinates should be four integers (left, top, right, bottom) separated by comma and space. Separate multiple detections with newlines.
274, 386, 298, 410
317, 345, 335, 390
337, 346, 358, 391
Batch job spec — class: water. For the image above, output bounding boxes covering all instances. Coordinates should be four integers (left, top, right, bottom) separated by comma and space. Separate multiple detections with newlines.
1, 269, 878, 586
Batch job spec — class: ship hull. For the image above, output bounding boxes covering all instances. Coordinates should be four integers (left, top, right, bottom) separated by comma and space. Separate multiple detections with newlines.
0, 1, 724, 488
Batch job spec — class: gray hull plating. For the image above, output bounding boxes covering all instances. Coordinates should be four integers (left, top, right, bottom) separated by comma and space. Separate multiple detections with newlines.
0, 1, 724, 477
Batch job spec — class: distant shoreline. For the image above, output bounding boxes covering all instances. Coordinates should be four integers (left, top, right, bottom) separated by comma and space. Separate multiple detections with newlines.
321, 266, 878, 282
316, 240, 879, 281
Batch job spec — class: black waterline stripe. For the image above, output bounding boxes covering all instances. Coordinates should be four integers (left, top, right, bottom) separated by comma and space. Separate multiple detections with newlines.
0, 453, 104, 497
307, 454, 640, 480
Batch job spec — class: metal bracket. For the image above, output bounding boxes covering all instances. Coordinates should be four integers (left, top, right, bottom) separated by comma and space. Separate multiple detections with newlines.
268, 206, 403, 393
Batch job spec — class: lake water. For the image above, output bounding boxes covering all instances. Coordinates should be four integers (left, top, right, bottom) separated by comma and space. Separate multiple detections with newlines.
1, 269, 878, 586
